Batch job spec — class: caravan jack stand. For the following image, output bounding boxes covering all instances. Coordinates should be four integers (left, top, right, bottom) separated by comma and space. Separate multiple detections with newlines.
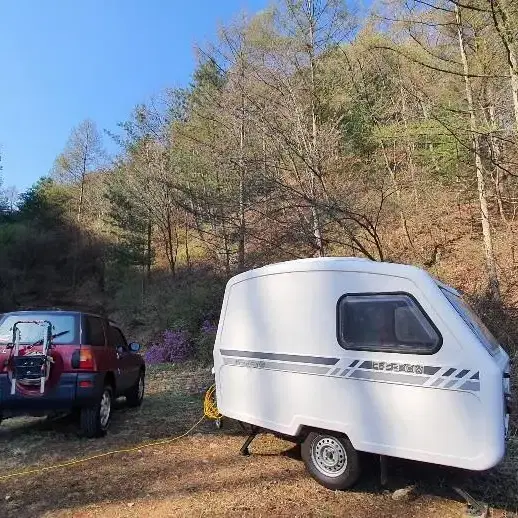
452, 486, 489, 518
380, 455, 388, 486
239, 426, 261, 456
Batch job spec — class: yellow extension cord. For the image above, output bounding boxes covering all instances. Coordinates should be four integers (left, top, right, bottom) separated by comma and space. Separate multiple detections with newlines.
0, 385, 221, 481
203, 384, 222, 420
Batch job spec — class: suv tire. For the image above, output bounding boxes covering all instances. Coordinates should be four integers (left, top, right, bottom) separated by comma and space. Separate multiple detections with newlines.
301, 431, 360, 490
80, 385, 113, 438
125, 370, 145, 407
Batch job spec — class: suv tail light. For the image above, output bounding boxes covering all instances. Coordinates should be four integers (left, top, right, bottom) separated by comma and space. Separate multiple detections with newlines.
71, 348, 95, 370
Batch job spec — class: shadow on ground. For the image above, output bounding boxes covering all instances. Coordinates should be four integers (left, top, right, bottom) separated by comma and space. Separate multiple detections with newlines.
0, 365, 516, 517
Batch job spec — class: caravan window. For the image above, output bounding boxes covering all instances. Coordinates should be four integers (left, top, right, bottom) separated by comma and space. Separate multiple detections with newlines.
337, 293, 442, 354
441, 289, 501, 356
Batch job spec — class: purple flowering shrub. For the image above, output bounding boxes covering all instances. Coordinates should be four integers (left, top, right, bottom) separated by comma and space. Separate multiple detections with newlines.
145, 329, 192, 365
144, 343, 167, 364
195, 318, 218, 364
144, 317, 218, 365
200, 319, 218, 335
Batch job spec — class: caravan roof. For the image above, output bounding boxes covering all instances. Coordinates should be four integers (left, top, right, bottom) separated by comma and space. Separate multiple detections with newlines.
227, 257, 461, 295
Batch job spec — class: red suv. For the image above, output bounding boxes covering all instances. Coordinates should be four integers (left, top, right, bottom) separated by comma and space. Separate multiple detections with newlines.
0, 310, 145, 437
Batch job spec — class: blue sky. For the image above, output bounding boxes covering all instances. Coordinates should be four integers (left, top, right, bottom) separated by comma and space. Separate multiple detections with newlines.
0, 0, 265, 191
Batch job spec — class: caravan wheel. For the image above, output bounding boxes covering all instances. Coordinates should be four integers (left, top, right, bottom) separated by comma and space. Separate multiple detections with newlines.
301, 431, 360, 490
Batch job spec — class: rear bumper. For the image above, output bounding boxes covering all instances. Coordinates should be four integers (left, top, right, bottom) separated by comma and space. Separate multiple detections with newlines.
0, 372, 104, 414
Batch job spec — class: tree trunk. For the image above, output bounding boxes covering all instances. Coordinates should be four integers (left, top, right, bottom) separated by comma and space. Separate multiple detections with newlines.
165, 207, 176, 277
77, 148, 87, 223
307, 0, 325, 257
490, 0, 518, 132
147, 219, 152, 277
184, 211, 191, 271
419, 100, 441, 175
237, 60, 246, 273
510, 55, 518, 132
485, 85, 507, 222
221, 218, 231, 277
379, 138, 416, 253
399, 70, 419, 210
72, 152, 87, 289
455, 4, 500, 302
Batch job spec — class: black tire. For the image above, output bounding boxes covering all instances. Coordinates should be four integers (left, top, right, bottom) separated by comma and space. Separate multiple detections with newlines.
125, 370, 145, 407
301, 431, 360, 490
80, 385, 113, 438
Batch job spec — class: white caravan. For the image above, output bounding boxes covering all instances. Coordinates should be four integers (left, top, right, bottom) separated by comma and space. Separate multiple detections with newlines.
213, 258, 511, 489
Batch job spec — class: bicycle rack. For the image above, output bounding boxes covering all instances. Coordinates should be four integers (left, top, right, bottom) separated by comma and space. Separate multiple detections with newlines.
10, 320, 53, 395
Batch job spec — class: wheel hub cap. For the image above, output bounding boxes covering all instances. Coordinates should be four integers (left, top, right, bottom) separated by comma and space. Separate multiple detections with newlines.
100, 391, 111, 428
312, 437, 347, 477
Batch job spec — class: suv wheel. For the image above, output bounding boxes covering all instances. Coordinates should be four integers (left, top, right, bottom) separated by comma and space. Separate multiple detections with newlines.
80, 385, 113, 438
301, 431, 360, 490
125, 371, 145, 407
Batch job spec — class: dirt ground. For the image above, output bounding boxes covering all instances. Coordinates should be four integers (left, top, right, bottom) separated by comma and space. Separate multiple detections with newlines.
1, 365, 516, 518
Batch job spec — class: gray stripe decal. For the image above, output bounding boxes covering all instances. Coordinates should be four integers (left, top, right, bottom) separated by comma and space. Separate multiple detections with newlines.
221, 349, 339, 366
349, 360, 359, 368
349, 369, 428, 385
222, 356, 330, 375
460, 381, 480, 392
443, 380, 457, 389
424, 366, 441, 375
222, 354, 481, 392
456, 369, 469, 379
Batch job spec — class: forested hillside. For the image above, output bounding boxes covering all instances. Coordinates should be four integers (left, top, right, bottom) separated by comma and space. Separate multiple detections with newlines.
0, 0, 516, 357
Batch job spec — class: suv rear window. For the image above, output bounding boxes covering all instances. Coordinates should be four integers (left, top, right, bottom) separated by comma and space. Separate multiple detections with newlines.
84, 316, 106, 347
0, 313, 78, 345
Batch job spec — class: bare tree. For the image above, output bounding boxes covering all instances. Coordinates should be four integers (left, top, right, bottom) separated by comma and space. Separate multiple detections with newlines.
53, 119, 105, 223
4, 186, 18, 214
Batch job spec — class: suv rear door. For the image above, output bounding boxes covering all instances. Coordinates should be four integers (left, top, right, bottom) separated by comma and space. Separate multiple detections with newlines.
0, 312, 79, 398
82, 314, 112, 376
107, 324, 137, 393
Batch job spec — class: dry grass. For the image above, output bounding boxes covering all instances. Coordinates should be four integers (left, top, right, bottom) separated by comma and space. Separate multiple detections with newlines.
0, 365, 516, 518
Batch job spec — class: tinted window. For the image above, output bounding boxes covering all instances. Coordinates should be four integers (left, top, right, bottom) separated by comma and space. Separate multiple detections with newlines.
84, 316, 106, 347
337, 293, 441, 354
441, 288, 501, 356
108, 326, 127, 350
0, 313, 77, 345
